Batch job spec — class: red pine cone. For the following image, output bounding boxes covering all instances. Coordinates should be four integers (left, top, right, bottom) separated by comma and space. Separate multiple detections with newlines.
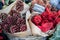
42, 20, 49, 25
40, 22, 53, 32
32, 15, 42, 25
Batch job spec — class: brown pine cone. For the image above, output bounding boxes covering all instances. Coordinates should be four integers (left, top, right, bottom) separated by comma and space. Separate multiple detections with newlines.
10, 25, 20, 33
16, 0, 24, 12
20, 25, 27, 32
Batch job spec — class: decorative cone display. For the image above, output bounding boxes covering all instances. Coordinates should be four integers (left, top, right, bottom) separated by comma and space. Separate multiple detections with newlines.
0, 0, 60, 40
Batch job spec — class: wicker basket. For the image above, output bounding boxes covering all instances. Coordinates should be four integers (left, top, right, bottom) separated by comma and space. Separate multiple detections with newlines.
0, 0, 32, 37
29, 13, 55, 37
